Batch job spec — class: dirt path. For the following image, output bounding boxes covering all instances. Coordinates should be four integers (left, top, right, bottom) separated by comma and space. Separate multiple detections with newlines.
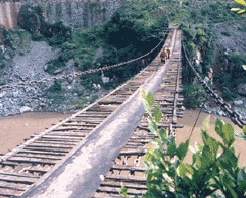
0, 110, 245, 167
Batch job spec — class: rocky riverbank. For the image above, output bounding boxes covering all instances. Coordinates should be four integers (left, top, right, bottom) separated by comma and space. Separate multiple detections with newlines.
0, 39, 111, 117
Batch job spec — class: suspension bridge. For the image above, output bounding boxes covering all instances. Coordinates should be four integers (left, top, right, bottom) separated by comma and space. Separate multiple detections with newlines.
0, 28, 244, 198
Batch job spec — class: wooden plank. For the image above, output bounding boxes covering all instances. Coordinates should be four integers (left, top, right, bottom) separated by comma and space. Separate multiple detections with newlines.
13, 154, 62, 161
44, 132, 87, 137
38, 137, 80, 143
34, 140, 77, 146
0, 171, 39, 179
28, 143, 73, 149
23, 147, 70, 153
100, 181, 147, 190
0, 180, 28, 191
96, 186, 146, 196
52, 127, 89, 131
7, 157, 57, 166
62, 123, 98, 127
41, 135, 83, 140
139, 124, 183, 128
119, 150, 145, 156
0, 174, 37, 184
0, 187, 24, 197
0, 161, 19, 167
27, 169, 47, 174
104, 175, 146, 184
110, 165, 146, 172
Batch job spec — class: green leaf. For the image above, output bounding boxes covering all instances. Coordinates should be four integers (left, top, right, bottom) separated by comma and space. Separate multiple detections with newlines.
150, 144, 155, 153
140, 88, 146, 99
177, 163, 194, 177
237, 167, 246, 193
222, 123, 235, 147
143, 100, 152, 116
195, 141, 203, 153
146, 152, 152, 161
147, 91, 155, 107
176, 138, 190, 161
215, 118, 224, 139
203, 115, 210, 131
235, 0, 246, 6
201, 131, 219, 160
153, 105, 162, 123
243, 126, 246, 135
120, 185, 128, 196
158, 128, 167, 143
148, 119, 158, 133
224, 183, 238, 198
238, 9, 246, 13
202, 188, 217, 197
167, 135, 176, 158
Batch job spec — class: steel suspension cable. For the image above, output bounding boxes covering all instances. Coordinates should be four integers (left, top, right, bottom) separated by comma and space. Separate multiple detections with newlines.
182, 40, 246, 128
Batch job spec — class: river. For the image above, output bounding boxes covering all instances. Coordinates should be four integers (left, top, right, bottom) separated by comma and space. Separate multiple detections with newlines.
0, 110, 245, 166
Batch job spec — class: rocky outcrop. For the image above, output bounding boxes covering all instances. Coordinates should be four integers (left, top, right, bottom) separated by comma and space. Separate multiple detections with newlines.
237, 83, 246, 96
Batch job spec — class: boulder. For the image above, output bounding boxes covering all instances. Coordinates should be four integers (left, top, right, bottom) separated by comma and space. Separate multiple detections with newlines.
54, 69, 63, 75
217, 110, 225, 116
19, 106, 32, 113
43, 65, 48, 71
0, 91, 6, 98
237, 83, 246, 96
234, 100, 243, 106
66, 59, 75, 68
13, 90, 19, 97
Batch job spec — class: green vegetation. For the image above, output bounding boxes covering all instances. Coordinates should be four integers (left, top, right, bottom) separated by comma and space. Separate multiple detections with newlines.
45, 0, 168, 87
220, 31, 232, 36
183, 84, 207, 109
120, 89, 246, 197
47, 80, 62, 93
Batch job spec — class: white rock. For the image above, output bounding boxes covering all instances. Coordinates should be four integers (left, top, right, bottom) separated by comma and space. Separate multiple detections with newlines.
0, 91, 6, 98
101, 71, 110, 83
43, 65, 48, 71
19, 106, 32, 113
234, 100, 243, 106
93, 84, 101, 90
93, 84, 97, 89
217, 110, 224, 116
13, 90, 19, 97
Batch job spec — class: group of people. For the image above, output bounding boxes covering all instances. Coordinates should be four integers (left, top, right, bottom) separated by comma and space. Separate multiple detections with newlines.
160, 47, 170, 63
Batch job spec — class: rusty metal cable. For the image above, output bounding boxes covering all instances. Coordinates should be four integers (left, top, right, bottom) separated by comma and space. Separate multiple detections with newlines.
182, 41, 245, 128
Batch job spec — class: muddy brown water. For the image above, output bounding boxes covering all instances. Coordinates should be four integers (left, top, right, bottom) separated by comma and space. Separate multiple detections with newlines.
0, 112, 72, 154
0, 110, 245, 167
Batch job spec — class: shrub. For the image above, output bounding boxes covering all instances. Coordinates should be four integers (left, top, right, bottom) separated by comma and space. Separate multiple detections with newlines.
46, 59, 65, 74
124, 89, 246, 198
183, 84, 207, 109
47, 80, 62, 92
220, 31, 231, 37
222, 87, 237, 101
